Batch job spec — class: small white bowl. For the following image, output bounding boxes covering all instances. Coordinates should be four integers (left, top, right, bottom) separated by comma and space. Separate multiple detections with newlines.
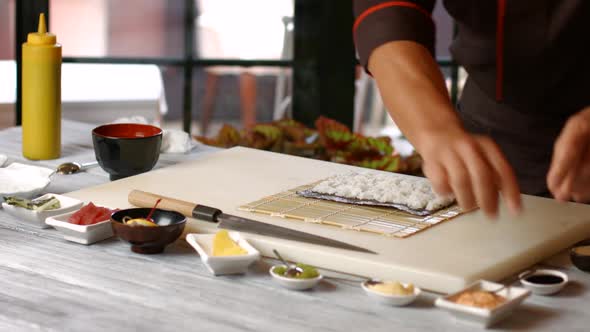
0, 163, 53, 202
45, 209, 114, 245
2, 194, 83, 228
269, 265, 323, 290
519, 269, 568, 296
435, 280, 531, 328
361, 280, 421, 306
186, 232, 260, 276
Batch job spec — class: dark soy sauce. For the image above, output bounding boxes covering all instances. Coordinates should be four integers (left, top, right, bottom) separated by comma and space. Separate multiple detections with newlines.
525, 274, 564, 285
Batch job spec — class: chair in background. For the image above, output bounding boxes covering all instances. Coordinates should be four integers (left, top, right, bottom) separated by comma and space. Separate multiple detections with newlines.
354, 67, 468, 135
196, 0, 294, 136
353, 68, 388, 134
272, 16, 294, 121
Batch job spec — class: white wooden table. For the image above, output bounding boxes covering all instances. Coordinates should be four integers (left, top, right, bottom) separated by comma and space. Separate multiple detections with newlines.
0, 120, 588, 332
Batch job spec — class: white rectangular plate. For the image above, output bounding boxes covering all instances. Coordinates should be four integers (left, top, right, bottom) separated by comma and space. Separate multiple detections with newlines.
45, 207, 114, 245
2, 193, 84, 228
186, 232, 260, 276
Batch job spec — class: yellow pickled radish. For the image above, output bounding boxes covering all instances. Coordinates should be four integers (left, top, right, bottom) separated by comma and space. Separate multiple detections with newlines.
212, 230, 247, 256
125, 218, 158, 227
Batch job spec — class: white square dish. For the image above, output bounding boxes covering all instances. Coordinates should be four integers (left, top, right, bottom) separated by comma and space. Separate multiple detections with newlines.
185, 232, 260, 276
1, 194, 84, 228
45, 209, 114, 245
435, 280, 531, 328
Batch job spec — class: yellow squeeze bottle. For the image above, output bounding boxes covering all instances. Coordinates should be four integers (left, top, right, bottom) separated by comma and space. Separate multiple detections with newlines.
22, 13, 62, 160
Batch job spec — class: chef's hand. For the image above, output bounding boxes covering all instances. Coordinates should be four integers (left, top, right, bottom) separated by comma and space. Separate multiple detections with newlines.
367, 40, 521, 217
420, 129, 522, 218
548, 107, 590, 202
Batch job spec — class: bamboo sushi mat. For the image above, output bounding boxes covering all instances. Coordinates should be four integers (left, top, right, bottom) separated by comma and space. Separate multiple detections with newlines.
239, 183, 465, 238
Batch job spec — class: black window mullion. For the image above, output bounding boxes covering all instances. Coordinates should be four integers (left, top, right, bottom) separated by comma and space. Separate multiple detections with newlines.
62, 57, 292, 67
182, 0, 195, 134
293, 0, 355, 129
15, 0, 50, 126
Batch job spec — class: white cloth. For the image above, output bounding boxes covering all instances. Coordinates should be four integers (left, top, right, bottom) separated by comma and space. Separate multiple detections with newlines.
160, 130, 196, 154
112, 116, 197, 154
0, 163, 53, 199
0, 154, 6, 167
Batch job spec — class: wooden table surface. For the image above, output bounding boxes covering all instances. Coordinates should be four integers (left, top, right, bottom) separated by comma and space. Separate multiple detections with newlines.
0, 120, 588, 332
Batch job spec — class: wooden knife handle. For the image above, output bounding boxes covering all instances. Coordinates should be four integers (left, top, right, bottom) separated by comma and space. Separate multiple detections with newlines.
128, 190, 196, 218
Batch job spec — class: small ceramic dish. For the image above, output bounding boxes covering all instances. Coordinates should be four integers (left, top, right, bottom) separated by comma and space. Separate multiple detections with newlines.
111, 208, 186, 254
2, 194, 83, 228
269, 264, 323, 290
186, 232, 260, 275
519, 269, 568, 295
45, 209, 113, 245
361, 280, 421, 306
570, 245, 590, 272
435, 280, 531, 328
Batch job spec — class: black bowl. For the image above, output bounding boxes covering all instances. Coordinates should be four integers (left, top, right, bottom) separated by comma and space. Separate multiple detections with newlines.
570, 242, 590, 273
111, 208, 186, 254
92, 123, 163, 181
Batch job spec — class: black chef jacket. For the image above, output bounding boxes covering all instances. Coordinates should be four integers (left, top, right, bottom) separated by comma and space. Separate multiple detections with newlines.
354, 0, 590, 195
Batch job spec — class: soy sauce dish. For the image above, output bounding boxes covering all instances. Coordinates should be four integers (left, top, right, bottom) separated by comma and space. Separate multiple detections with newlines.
519, 269, 568, 296
570, 245, 590, 272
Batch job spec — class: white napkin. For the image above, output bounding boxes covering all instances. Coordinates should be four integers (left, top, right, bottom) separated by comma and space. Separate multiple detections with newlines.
0, 163, 53, 198
160, 129, 197, 154
112, 116, 197, 154
0, 154, 6, 167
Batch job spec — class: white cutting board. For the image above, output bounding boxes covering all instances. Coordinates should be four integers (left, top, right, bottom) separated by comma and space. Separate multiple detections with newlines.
67, 147, 590, 293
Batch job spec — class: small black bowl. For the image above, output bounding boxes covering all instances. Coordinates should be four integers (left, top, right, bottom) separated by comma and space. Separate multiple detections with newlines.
92, 123, 163, 181
111, 208, 186, 254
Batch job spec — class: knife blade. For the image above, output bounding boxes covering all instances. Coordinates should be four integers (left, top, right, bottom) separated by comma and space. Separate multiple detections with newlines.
129, 190, 375, 254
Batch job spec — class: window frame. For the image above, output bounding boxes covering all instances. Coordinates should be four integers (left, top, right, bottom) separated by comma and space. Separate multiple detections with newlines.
14, 0, 458, 133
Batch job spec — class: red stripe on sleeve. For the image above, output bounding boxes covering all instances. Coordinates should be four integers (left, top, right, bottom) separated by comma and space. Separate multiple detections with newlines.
353, 1, 433, 34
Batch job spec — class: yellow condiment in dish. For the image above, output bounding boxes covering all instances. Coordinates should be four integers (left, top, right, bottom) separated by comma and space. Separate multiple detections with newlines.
367, 281, 415, 296
212, 230, 248, 256
123, 217, 158, 227
572, 245, 590, 256
454, 290, 506, 309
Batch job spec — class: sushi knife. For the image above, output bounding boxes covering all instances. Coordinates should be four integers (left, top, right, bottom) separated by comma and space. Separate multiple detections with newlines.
128, 190, 376, 254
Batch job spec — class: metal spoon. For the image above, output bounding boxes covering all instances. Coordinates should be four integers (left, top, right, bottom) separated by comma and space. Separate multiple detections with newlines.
55, 161, 99, 175
273, 249, 303, 277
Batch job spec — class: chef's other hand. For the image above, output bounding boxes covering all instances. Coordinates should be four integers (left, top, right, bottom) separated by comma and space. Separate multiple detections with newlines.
548, 107, 590, 202
420, 129, 522, 218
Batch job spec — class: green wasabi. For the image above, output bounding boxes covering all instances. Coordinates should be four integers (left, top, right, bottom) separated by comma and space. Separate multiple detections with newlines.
274, 263, 319, 279
3, 195, 61, 212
